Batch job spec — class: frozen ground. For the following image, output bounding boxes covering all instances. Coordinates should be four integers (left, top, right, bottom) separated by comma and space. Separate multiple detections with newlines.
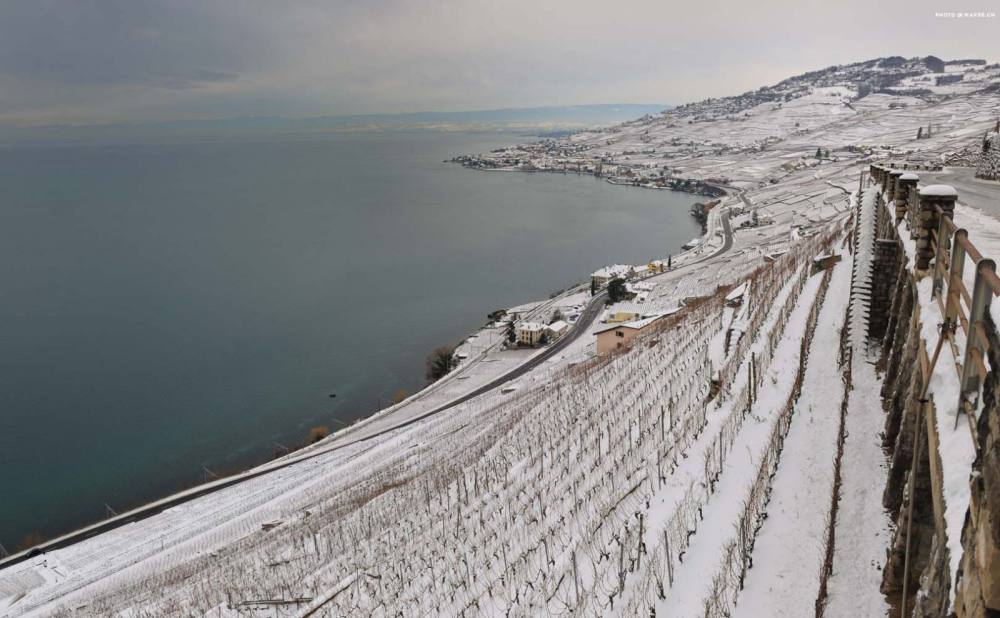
3, 55, 1000, 616
825, 359, 893, 617
736, 255, 851, 618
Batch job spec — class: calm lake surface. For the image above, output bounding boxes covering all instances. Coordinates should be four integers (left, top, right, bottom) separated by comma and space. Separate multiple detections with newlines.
0, 131, 700, 549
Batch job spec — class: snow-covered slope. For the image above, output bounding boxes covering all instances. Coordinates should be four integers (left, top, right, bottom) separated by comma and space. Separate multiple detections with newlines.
3, 55, 999, 617
457, 56, 1000, 194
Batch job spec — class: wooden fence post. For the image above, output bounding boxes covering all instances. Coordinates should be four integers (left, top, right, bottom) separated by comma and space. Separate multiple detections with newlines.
933, 214, 951, 297
664, 530, 674, 588
960, 259, 996, 408
945, 230, 968, 325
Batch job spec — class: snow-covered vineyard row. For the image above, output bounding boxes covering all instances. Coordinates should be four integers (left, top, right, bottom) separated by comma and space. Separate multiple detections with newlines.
625, 242, 838, 617
25, 223, 845, 617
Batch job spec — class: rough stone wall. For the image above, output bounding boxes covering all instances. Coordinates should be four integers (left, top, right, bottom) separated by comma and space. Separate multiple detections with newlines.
914, 534, 954, 618
871, 198, 904, 341
881, 258, 915, 450
977, 132, 1000, 181
869, 188, 952, 617
867, 183, 1000, 616
954, 310, 1000, 617
871, 239, 902, 340
878, 263, 944, 614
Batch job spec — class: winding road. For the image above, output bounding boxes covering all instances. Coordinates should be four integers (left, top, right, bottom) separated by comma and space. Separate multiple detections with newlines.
0, 211, 733, 570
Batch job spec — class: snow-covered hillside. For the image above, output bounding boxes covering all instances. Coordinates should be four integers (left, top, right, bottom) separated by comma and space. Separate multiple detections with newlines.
457, 56, 1000, 193
2, 55, 999, 617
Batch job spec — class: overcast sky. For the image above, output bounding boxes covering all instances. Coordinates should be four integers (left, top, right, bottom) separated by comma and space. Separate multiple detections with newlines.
0, 0, 996, 127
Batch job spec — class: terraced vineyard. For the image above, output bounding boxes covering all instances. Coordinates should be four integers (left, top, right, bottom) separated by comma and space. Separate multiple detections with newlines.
0, 219, 855, 617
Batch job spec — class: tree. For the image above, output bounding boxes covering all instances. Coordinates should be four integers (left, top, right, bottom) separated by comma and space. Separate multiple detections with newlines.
815, 147, 823, 159
506, 321, 517, 345
550, 309, 564, 324
307, 426, 330, 444
917, 126, 923, 139
607, 277, 629, 303
924, 55, 945, 73
590, 278, 599, 296
425, 346, 457, 382
14, 531, 45, 553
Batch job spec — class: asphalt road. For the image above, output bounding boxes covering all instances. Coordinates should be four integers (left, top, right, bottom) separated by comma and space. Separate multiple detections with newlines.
921, 167, 1000, 219
0, 287, 612, 571
715, 209, 734, 255
404, 209, 732, 421
0, 211, 733, 570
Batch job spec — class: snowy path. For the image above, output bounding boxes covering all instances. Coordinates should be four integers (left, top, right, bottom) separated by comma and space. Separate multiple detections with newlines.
823, 182, 892, 616
735, 257, 850, 617
824, 358, 892, 616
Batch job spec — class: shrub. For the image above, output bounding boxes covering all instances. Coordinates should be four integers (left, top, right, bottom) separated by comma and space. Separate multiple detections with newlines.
425, 346, 457, 382
14, 531, 45, 552
608, 277, 629, 303
307, 426, 330, 444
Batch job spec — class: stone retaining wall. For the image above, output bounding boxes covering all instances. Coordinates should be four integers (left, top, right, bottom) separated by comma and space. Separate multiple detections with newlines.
863, 165, 1000, 617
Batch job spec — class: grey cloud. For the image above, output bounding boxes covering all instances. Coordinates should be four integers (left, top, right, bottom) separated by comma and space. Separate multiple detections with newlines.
0, 0, 995, 127
0, 2, 260, 85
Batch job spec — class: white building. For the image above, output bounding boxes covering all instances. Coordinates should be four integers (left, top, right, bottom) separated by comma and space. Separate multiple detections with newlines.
546, 320, 570, 339
591, 264, 635, 288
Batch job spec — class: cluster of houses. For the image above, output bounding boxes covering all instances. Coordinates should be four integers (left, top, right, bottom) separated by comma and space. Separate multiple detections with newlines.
514, 320, 570, 347
503, 256, 691, 352
590, 260, 669, 290
594, 306, 678, 355
588, 261, 677, 354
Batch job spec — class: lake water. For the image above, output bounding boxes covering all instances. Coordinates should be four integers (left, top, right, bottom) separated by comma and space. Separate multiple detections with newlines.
0, 131, 700, 550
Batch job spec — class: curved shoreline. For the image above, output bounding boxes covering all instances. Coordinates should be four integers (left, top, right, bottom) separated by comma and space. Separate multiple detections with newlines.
451, 158, 727, 199
1, 163, 712, 569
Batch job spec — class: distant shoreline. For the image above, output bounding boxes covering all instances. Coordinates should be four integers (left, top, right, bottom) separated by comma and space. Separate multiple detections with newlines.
1, 134, 701, 563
